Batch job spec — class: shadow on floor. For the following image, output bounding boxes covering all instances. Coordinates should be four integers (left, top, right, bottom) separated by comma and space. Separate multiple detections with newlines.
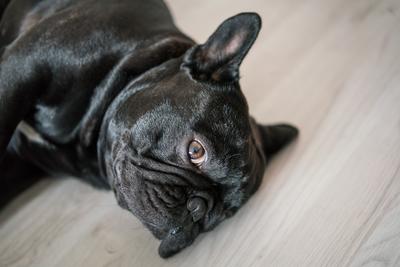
0, 150, 45, 211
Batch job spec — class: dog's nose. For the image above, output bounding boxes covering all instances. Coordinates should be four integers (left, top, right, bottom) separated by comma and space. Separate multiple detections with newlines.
187, 192, 214, 222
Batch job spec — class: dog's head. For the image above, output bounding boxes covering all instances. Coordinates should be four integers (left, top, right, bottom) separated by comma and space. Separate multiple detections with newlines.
99, 13, 298, 258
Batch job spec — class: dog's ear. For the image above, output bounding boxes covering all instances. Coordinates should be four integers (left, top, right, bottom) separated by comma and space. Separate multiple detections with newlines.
158, 221, 200, 258
182, 13, 261, 83
257, 124, 299, 155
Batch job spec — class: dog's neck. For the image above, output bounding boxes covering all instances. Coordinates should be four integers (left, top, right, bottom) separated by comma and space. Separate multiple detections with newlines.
95, 59, 179, 183
74, 33, 193, 162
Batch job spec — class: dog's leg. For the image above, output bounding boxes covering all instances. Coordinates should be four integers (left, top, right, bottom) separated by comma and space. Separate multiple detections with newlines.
0, 52, 46, 160
0, 0, 12, 21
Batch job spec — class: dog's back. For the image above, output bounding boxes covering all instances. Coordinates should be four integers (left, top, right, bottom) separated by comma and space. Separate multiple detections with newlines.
0, 0, 178, 56
0, 0, 194, 183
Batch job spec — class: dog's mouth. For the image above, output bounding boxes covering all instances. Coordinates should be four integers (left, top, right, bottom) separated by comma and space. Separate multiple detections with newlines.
107, 128, 266, 257
111, 151, 222, 224
113, 153, 263, 229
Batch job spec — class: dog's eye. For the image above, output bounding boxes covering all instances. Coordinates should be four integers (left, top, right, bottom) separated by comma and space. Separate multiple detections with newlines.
188, 140, 206, 166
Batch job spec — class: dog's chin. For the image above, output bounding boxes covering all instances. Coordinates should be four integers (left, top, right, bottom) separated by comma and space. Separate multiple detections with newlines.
114, 182, 225, 232
108, 134, 266, 258
112, 181, 224, 258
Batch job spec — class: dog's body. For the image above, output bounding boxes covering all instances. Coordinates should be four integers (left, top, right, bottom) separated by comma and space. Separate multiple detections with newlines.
1, 0, 194, 186
0, 0, 298, 257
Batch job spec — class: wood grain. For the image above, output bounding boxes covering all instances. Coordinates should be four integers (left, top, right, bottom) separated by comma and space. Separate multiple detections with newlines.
1, 0, 400, 266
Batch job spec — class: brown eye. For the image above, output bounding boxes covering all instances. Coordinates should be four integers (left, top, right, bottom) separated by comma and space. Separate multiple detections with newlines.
188, 140, 207, 165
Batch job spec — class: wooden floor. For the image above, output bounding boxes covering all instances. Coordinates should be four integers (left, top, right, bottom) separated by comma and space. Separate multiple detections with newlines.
1, 0, 400, 266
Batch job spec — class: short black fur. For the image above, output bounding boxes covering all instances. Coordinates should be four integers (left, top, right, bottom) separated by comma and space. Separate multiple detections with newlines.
0, 0, 298, 258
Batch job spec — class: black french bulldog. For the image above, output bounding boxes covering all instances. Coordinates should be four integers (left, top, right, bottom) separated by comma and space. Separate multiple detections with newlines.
0, 0, 298, 258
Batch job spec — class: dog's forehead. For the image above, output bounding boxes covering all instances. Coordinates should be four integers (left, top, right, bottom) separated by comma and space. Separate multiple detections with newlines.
128, 92, 251, 155
169, 70, 249, 115
117, 64, 251, 142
